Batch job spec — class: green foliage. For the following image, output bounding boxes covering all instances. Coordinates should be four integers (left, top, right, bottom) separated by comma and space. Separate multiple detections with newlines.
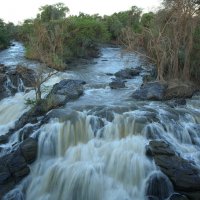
38, 3, 69, 22
141, 12, 155, 28
64, 15, 109, 59
0, 19, 11, 49
25, 98, 36, 106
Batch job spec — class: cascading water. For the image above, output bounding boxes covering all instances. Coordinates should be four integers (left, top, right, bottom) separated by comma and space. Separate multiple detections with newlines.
22, 113, 156, 200
1, 42, 200, 200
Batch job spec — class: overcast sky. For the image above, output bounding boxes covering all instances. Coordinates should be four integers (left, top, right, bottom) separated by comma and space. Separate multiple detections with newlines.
0, 0, 162, 24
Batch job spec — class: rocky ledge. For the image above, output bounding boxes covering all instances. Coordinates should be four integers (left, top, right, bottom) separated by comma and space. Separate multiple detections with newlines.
132, 80, 199, 101
6, 79, 86, 137
146, 140, 200, 200
0, 65, 36, 100
0, 138, 37, 199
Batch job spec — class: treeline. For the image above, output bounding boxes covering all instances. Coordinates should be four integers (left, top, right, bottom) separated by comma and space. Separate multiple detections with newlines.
1, 0, 200, 83
14, 3, 144, 70
0, 19, 16, 50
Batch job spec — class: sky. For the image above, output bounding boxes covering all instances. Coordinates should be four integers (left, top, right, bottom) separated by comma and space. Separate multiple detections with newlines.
0, 0, 162, 24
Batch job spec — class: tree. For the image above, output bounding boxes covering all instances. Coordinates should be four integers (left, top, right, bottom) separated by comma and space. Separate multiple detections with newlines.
33, 67, 57, 102
0, 19, 10, 49
38, 3, 69, 22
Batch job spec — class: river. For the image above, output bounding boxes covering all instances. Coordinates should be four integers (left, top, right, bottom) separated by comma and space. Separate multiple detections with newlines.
0, 42, 200, 200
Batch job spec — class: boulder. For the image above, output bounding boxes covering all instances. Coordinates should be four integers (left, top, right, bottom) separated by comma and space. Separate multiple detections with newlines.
146, 171, 173, 200
132, 80, 198, 101
147, 140, 200, 193
114, 67, 140, 79
20, 138, 38, 164
0, 135, 9, 145
0, 138, 38, 199
7, 79, 86, 135
109, 78, 126, 89
132, 81, 168, 100
168, 193, 189, 200
43, 79, 86, 111
164, 80, 198, 100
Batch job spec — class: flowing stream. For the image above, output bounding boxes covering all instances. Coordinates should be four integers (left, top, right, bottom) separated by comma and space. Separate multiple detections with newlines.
0, 42, 200, 200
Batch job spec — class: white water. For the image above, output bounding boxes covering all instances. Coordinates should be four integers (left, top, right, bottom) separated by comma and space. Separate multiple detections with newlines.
25, 114, 156, 200
1, 42, 200, 200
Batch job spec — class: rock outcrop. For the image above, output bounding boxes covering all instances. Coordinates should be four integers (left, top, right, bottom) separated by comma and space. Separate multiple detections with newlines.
114, 67, 141, 79
146, 140, 200, 199
8, 79, 86, 135
109, 78, 126, 89
0, 138, 37, 199
132, 80, 198, 101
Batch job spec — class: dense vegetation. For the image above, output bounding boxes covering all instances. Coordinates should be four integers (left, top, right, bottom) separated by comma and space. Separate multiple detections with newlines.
1, 0, 200, 84
120, 0, 200, 83
0, 19, 15, 49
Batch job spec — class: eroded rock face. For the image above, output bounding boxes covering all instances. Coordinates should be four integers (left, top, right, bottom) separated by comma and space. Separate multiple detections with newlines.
147, 140, 200, 197
0, 138, 37, 199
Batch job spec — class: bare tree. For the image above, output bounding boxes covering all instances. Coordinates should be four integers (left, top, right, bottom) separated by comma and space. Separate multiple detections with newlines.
33, 67, 58, 102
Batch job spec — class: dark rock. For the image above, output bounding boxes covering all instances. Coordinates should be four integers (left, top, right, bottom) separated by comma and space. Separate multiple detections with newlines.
181, 191, 200, 200
45, 79, 86, 109
146, 196, 159, 200
15, 65, 36, 87
7, 79, 86, 134
0, 138, 38, 198
146, 171, 173, 200
132, 81, 168, 100
168, 193, 189, 200
18, 124, 40, 141
20, 138, 38, 164
114, 68, 140, 79
0, 135, 9, 144
106, 73, 114, 76
148, 140, 200, 192
132, 80, 198, 101
109, 78, 126, 89
147, 140, 175, 156
164, 80, 198, 100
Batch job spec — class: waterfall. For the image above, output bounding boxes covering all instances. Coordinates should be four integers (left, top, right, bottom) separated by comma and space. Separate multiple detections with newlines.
18, 78, 25, 92
4, 75, 17, 95
21, 112, 156, 200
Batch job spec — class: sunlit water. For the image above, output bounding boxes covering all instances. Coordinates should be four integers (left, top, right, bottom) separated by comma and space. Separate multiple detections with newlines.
1, 42, 200, 200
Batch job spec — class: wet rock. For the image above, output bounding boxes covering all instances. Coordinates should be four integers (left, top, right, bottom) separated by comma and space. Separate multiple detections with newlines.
146, 171, 173, 200
147, 140, 200, 192
18, 124, 40, 141
0, 138, 38, 199
164, 80, 198, 100
132, 80, 198, 101
168, 193, 189, 200
109, 78, 126, 89
181, 191, 200, 200
105, 73, 114, 76
16, 65, 36, 86
146, 196, 159, 200
132, 81, 168, 101
20, 138, 38, 164
8, 79, 86, 134
45, 79, 86, 109
166, 99, 187, 108
0, 135, 9, 145
114, 67, 140, 79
